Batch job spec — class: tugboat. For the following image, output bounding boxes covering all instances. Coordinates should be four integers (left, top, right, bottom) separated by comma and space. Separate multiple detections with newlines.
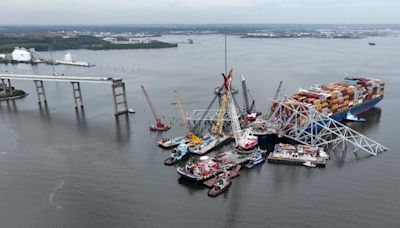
245, 150, 265, 169
164, 144, 189, 165
203, 165, 241, 188
207, 172, 232, 197
345, 111, 366, 122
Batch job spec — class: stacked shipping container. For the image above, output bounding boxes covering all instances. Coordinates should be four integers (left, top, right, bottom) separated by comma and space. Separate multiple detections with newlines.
277, 77, 385, 119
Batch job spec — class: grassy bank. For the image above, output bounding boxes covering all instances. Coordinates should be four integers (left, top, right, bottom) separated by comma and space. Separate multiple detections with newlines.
0, 35, 177, 53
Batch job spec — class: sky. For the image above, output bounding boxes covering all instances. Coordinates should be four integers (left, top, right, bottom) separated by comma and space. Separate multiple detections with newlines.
1, 0, 400, 25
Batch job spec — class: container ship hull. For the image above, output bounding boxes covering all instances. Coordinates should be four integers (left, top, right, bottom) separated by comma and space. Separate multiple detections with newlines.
329, 96, 382, 121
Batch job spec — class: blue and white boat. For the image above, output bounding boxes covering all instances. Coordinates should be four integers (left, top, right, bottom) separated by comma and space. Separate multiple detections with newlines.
164, 143, 189, 165
245, 150, 265, 168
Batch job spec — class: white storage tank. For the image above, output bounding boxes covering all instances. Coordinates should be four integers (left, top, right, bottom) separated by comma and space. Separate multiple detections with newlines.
12, 48, 32, 62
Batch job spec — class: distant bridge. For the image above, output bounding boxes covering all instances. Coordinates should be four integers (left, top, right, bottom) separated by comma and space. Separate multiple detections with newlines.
0, 74, 129, 115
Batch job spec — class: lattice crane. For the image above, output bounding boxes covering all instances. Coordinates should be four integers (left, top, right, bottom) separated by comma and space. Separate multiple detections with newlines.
225, 70, 258, 152
141, 85, 170, 131
211, 70, 232, 136
173, 90, 203, 146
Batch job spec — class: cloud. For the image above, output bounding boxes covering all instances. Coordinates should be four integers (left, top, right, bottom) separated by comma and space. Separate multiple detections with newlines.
1, 0, 400, 24
166, 0, 262, 9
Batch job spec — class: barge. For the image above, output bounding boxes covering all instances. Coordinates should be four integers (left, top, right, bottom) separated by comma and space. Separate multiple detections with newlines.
158, 136, 188, 149
189, 133, 231, 155
267, 143, 328, 167
177, 151, 254, 182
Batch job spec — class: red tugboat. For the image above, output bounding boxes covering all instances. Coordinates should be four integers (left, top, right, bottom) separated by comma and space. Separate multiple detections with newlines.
208, 172, 232, 197
141, 85, 170, 131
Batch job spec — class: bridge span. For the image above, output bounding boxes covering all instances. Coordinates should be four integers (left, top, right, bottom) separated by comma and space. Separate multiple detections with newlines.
0, 73, 129, 115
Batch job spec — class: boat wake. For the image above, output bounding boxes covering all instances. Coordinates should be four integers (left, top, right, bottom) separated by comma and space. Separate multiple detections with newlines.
49, 180, 64, 209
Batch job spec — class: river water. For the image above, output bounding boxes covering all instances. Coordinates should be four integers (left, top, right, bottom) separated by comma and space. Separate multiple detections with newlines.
0, 35, 399, 228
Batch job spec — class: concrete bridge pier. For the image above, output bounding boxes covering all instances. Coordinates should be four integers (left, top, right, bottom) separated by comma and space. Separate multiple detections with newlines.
112, 80, 128, 115
71, 82, 83, 109
34, 80, 47, 104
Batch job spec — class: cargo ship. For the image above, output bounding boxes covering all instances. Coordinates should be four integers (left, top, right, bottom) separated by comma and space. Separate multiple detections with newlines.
277, 77, 385, 121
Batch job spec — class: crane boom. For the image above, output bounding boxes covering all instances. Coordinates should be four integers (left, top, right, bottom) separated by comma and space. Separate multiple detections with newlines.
228, 88, 242, 146
225, 69, 258, 150
223, 69, 241, 144
266, 81, 283, 119
141, 85, 160, 124
241, 75, 250, 114
192, 89, 220, 132
273, 81, 283, 101
173, 90, 203, 145
211, 93, 228, 135
173, 90, 190, 136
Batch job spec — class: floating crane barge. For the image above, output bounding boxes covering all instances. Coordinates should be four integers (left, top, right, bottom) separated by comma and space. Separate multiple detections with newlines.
141, 85, 170, 131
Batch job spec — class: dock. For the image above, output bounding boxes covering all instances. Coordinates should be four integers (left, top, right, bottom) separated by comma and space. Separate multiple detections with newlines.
267, 153, 327, 167
55, 60, 95, 67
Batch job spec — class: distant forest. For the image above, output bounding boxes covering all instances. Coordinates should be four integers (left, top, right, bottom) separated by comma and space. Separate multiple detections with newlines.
0, 35, 177, 53
1, 24, 399, 34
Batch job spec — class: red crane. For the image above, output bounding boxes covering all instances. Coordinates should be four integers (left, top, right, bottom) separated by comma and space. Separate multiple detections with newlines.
141, 85, 170, 131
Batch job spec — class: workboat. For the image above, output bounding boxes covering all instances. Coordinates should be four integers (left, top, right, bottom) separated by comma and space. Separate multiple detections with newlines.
235, 134, 258, 154
164, 144, 189, 165
189, 133, 230, 155
245, 150, 265, 169
149, 122, 170, 131
177, 158, 220, 182
302, 161, 316, 168
158, 136, 188, 149
207, 173, 232, 197
203, 165, 241, 188
177, 151, 253, 182
345, 111, 366, 122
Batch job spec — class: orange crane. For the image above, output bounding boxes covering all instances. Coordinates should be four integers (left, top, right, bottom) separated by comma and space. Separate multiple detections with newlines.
141, 85, 170, 131
173, 90, 203, 146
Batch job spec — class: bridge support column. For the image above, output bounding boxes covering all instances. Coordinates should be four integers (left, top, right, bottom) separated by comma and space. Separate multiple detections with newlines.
34, 80, 47, 104
112, 81, 128, 115
0, 79, 6, 95
7, 79, 13, 94
71, 82, 83, 109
